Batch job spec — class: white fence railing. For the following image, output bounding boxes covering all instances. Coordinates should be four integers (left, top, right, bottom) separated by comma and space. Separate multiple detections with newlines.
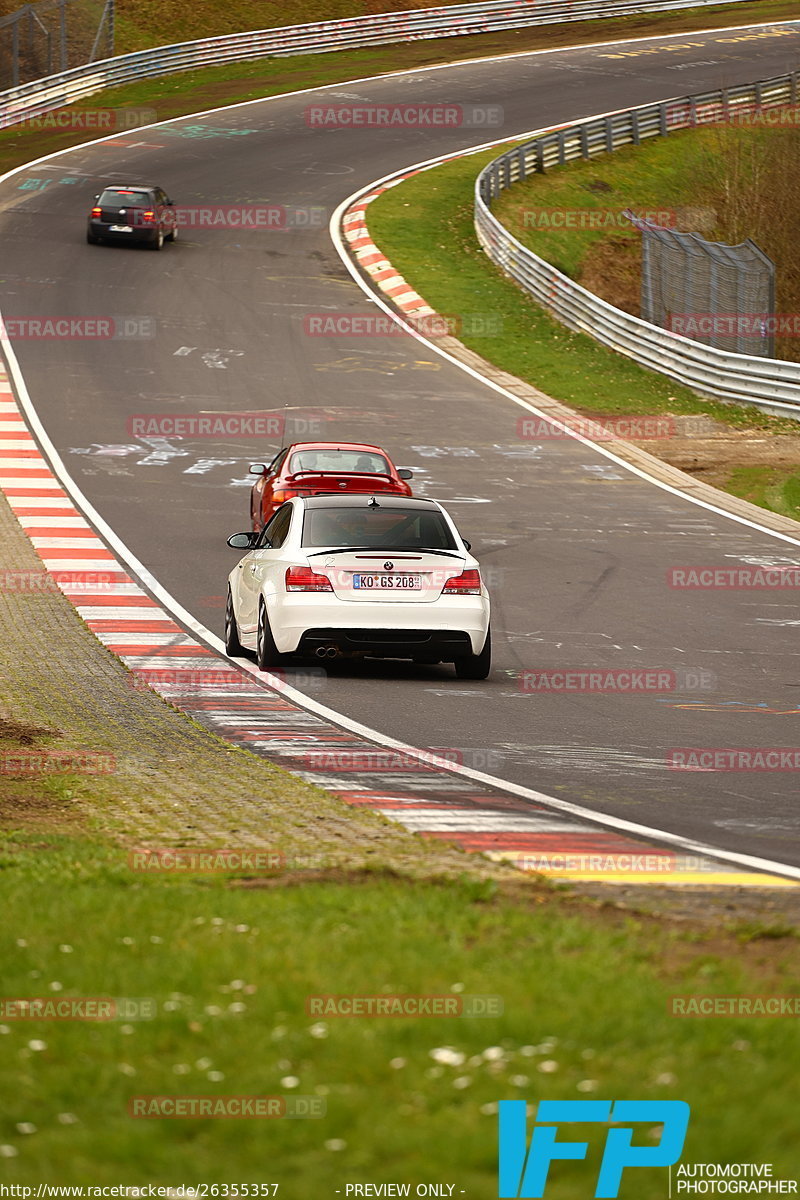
475, 72, 800, 419
0, 0, 763, 130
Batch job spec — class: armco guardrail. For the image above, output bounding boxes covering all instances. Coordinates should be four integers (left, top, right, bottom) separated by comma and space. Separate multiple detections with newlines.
475, 72, 800, 419
0, 0, 761, 129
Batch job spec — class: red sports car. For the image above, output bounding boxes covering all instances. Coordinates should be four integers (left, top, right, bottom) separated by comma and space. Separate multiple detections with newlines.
249, 442, 414, 530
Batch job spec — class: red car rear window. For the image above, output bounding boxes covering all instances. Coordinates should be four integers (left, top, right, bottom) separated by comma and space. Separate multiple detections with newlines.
288, 450, 389, 476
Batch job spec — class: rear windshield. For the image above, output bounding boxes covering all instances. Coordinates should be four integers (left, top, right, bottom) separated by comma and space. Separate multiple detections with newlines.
289, 449, 389, 476
302, 506, 457, 550
98, 189, 151, 206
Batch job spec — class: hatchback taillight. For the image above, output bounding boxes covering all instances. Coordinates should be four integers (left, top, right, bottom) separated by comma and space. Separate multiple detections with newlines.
285, 566, 333, 592
271, 489, 297, 504
442, 569, 481, 595
140, 210, 156, 223
91, 207, 101, 217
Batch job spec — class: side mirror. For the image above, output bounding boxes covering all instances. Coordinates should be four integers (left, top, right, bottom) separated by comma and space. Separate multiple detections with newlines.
227, 532, 258, 549
249, 463, 267, 476
462, 539, 472, 551
93, 194, 100, 202
397, 468, 413, 480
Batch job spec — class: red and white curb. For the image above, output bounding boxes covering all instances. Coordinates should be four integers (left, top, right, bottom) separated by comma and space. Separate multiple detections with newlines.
0, 365, 793, 889
342, 174, 443, 325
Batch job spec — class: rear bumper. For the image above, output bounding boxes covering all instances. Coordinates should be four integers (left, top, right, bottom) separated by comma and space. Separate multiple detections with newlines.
297, 627, 474, 660
268, 593, 489, 657
87, 220, 160, 244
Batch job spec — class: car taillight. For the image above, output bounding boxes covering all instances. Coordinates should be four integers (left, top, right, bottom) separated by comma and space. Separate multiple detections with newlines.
442, 569, 481, 595
140, 210, 156, 223
285, 566, 333, 592
271, 490, 297, 504
91, 207, 101, 217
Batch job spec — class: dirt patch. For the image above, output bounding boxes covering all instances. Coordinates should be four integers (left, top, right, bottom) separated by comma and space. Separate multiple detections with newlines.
0, 717, 60, 744
642, 431, 800, 498
0, 791, 83, 831
579, 233, 641, 315
578, 410, 800, 501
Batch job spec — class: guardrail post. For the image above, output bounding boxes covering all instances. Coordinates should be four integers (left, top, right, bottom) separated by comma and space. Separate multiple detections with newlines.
579, 125, 588, 159
604, 116, 614, 153
659, 101, 668, 136
631, 109, 640, 146
58, 0, 66, 72
792, 72, 799, 106
517, 146, 526, 182
11, 18, 19, 87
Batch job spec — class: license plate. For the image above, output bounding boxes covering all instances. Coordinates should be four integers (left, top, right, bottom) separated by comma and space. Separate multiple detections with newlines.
109, 224, 133, 232
353, 574, 421, 590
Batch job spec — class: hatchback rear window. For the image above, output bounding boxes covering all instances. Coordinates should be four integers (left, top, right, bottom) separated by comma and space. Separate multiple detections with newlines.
98, 189, 151, 205
302, 506, 457, 550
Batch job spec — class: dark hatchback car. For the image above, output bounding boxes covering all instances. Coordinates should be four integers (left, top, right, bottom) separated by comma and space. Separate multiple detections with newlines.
87, 185, 177, 250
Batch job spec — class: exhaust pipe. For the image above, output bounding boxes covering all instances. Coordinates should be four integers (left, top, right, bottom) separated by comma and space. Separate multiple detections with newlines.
315, 645, 339, 658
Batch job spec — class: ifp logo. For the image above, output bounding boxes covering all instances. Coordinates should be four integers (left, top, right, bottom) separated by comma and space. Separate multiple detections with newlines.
499, 1099, 690, 1198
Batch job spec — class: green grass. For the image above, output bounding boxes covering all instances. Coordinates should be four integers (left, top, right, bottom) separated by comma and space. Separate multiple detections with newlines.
725, 465, 800, 518
491, 127, 722, 282
0, 830, 798, 1185
368, 150, 800, 433
107, 0, 800, 54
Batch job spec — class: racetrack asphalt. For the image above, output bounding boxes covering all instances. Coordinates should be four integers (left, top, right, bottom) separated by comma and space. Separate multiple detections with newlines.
1, 20, 800, 868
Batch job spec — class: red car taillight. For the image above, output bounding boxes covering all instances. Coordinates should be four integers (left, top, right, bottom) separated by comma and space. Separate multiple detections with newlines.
91, 207, 101, 217
442, 569, 481, 595
271, 489, 297, 504
285, 566, 333, 592
139, 210, 156, 223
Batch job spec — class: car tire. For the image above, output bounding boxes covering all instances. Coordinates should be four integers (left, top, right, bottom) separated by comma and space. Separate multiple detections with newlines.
86, 232, 100, 244
454, 627, 491, 681
149, 230, 164, 251
256, 600, 285, 671
224, 588, 244, 657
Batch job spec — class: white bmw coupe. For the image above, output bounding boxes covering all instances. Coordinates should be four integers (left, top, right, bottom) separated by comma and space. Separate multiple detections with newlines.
225, 494, 491, 679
